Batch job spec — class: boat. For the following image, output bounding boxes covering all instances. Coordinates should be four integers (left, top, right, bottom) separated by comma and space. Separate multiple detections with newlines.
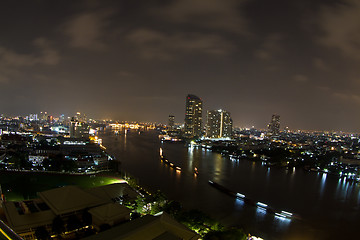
208, 180, 293, 218
275, 210, 293, 219
208, 180, 237, 197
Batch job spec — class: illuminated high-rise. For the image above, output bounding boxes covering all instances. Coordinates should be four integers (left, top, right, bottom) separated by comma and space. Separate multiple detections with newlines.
168, 115, 175, 130
206, 109, 232, 138
268, 114, 280, 135
184, 94, 203, 138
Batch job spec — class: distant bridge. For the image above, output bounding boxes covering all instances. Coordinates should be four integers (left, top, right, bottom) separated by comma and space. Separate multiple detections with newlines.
109, 123, 155, 130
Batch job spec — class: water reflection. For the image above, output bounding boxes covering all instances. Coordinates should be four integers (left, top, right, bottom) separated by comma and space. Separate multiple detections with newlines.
175, 168, 181, 182
255, 206, 267, 221
266, 168, 270, 180
274, 214, 291, 230
187, 145, 194, 171
319, 173, 327, 198
123, 130, 127, 146
234, 198, 245, 210
336, 178, 342, 197
213, 154, 223, 182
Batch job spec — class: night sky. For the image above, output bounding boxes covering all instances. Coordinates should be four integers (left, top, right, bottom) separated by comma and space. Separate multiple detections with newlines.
1, 0, 360, 132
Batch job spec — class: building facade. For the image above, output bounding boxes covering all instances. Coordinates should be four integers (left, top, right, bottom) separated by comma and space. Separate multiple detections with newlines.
268, 114, 280, 135
184, 94, 203, 138
206, 109, 232, 138
69, 117, 89, 138
168, 115, 175, 130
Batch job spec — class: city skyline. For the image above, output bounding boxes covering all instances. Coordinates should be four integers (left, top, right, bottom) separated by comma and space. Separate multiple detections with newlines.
1, 1, 360, 132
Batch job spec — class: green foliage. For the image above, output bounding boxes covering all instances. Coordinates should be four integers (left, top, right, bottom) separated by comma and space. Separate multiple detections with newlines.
135, 195, 147, 213
175, 209, 224, 236
149, 190, 167, 215
163, 200, 182, 216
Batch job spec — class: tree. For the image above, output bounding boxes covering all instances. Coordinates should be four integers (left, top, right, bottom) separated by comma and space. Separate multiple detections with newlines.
149, 190, 167, 215
135, 195, 147, 213
163, 200, 182, 216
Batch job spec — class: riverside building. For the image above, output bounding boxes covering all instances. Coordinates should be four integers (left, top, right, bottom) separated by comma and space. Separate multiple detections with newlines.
206, 109, 233, 139
184, 94, 203, 138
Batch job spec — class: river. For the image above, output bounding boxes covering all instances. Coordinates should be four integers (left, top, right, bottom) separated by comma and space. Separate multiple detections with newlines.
100, 130, 360, 240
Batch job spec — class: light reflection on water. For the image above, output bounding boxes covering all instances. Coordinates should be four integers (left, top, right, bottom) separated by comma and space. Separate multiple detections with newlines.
187, 145, 194, 171
234, 198, 245, 210
266, 168, 270, 179
274, 214, 291, 231
319, 173, 327, 198
255, 207, 267, 221
213, 154, 223, 181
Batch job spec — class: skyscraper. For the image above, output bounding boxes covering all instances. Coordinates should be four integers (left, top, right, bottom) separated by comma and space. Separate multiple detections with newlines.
184, 94, 203, 138
168, 115, 175, 130
268, 114, 280, 135
206, 109, 233, 138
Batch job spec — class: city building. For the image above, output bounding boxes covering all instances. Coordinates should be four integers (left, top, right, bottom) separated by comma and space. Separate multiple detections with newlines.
184, 94, 203, 138
268, 114, 280, 135
69, 113, 89, 138
39, 112, 48, 123
206, 109, 233, 139
168, 115, 175, 130
27, 114, 38, 122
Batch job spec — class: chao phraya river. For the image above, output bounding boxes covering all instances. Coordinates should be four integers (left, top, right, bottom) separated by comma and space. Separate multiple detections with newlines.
100, 130, 360, 239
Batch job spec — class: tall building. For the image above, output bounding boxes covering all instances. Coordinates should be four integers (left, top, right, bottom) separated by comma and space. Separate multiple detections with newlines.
268, 114, 280, 135
69, 113, 89, 138
206, 109, 233, 138
39, 111, 48, 123
168, 115, 175, 130
184, 94, 203, 138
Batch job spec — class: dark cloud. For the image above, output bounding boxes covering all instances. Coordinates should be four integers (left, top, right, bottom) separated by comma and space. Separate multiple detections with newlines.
254, 33, 284, 60
317, 0, 360, 59
126, 29, 236, 59
63, 9, 116, 50
293, 74, 309, 83
312, 58, 329, 71
0, 37, 59, 85
151, 0, 249, 35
